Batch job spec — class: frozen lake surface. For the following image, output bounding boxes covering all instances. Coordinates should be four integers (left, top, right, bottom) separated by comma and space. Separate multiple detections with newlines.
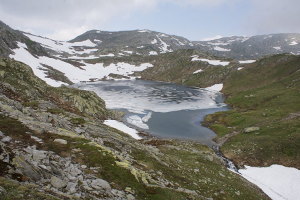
74, 80, 227, 146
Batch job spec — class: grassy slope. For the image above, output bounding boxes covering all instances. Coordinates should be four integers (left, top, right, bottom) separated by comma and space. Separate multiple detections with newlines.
0, 58, 270, 199
139, 49, 236, 88
205, 54, 300, 168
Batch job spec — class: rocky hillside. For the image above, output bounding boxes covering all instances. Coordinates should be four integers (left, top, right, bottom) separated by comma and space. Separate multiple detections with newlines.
0, 58, 269, 199
204, 54, 300, 168
70, 29, 192, 56
0, 20, 299, 89
193, 33, 300, 59
0, 21, 47, 57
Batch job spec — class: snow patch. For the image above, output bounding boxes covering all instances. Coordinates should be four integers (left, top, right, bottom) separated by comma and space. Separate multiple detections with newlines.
191, 56, 230, 66
157, 36, 173, 53
104, 120, 142, 140
273, 46, 281, 50
214, 46, 231, 52
205, 84, 223, 92
99, 53, 115, 57
289, 41, 298, 46
193, 69, 203, 74
70, 40, 96, 47
237, 67, 244, 70
10, 42, 153, 86
239, 60, 256, 64
239, 165, 300, 200
149, 51, 158, 55
151, 39, 157, 44
122, 50, 133, 54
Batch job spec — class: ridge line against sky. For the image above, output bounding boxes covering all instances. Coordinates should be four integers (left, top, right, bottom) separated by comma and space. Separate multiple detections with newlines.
0, 0, 300, 41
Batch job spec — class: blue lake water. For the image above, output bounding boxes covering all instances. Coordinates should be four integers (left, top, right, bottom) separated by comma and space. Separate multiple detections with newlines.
74, 80, 228, 146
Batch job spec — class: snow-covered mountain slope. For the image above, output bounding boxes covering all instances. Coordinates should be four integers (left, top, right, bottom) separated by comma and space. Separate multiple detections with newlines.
193, 34, 300, 59
2, 19, 300, 87
9, 41, 153, 87
69, 29, 192, 56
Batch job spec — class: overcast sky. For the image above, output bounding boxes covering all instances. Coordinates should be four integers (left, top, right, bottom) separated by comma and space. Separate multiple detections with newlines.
0, 0, 299, 41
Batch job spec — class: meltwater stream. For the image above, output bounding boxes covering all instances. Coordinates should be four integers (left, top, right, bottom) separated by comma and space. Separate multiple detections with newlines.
74, 80, 228, 146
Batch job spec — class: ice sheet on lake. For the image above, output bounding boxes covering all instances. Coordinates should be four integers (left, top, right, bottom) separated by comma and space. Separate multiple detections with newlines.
75, 80, 225, 115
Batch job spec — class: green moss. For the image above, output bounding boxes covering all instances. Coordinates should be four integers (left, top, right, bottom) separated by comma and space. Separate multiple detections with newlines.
70, 117, 86, 125
46, 108, 64, 115
23, 101, 39, 109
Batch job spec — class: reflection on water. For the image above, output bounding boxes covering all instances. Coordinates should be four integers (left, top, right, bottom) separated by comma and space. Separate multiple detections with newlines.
74, 80, 227, 146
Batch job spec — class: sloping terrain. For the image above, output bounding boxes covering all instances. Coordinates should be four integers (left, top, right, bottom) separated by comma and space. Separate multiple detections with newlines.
0, 58, 269, 199
204, 54, 300, 168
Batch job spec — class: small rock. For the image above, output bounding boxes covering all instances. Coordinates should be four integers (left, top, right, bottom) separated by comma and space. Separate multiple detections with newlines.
51, 176, 67, 189
244, 127, 260, 133
1, 136, 11, 143
90, 178, 111, 192
81, 165, 87, 169
126, 194, 135, 200
75, 127, 84, 134
66, 182, 77, 194
30, 136, 43, 143
32, 150, 47, 161
125, 187, 134, 194
68, 166, 82, 177
54, 139, 68, 145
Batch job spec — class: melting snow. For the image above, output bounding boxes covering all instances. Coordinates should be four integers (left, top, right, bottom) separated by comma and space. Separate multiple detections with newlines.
10, 42, 153, 87
289, 41, 298, 46
151, 39, 157, 44
149, 51, 158, 55
205, 84, 223, 92
191, 56, 230, 66
122, 50, 133, 54
239, 165, 300, 200
103, 120, 142, 140
237, 67, 244, 70
70, 40, 96, 47
157, 36, 173, 53
99, 53, 115, 57
214, 46, 231, 52
239, 60, 256, 64
193, 69, 203, 74
273, 46, 281, 50
24, 33, 96, 55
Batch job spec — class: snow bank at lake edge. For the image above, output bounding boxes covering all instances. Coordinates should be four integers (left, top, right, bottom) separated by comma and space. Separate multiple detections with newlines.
104, 120, 142, 140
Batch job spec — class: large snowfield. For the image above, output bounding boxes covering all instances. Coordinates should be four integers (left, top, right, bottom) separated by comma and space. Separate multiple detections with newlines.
10, 42, 153, 87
